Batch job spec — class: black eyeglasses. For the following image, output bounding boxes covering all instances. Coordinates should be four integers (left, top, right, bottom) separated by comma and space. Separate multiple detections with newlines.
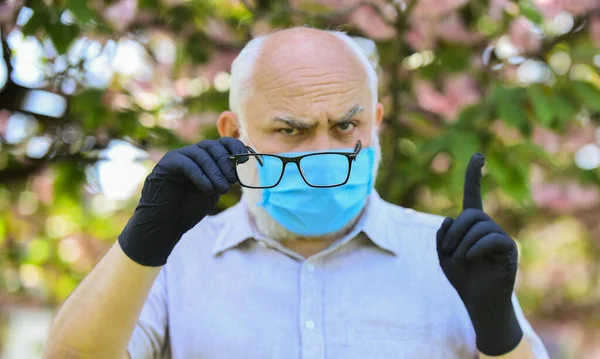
229, 140, 362, 189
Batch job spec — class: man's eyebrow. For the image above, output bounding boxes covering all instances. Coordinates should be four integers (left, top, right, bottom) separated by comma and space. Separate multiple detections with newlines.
271, 105, 364, 128
272, 116, 316, 130
329, 105, 364, 124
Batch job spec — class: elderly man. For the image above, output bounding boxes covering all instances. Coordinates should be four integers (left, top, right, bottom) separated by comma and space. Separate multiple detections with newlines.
44, 28, 549, 359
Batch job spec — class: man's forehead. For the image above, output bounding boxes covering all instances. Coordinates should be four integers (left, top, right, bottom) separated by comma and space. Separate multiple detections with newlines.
251, 28, 367, 87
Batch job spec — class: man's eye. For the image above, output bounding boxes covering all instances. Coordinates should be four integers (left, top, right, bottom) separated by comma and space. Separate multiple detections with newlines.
279, 128, 300, 136
336, 122, 356, 132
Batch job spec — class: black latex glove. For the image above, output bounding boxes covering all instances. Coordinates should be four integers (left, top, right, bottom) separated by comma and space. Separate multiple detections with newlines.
436, 153, 523, 356
118, 137, 247, 266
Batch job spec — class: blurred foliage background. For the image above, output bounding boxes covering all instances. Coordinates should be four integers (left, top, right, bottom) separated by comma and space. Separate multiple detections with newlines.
0, 0, 599, 358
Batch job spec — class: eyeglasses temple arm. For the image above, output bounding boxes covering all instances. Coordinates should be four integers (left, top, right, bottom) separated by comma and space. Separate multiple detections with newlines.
246, 146, 264, 166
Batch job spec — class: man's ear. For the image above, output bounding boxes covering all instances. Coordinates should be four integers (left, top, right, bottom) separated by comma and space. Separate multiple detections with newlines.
217, 111, 240, 138
375, 103, 384, 127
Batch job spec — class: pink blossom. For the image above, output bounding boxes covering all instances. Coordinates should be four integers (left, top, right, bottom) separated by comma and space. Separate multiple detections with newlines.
0, 0, 25, 25
415, 74, 481, 121
490, 120, 524, 144
590, 17, 600, 48
104, 0, 138, 32
443, 74, 481, 114
535, 0, 600, 17
489, 0, 509, 20
195, 51, 239, 82
405, 26, 435, 51
415, 80, 454, 119
532, 125, 561, 153
0, 109, 11, 142
532, 181, 600, 212
411, 0, 469, 19
349, 4, 396, 40
508, 17, 542, 54
436, 13, 480, 45
33, 169, 54, 204
205, 18, 236, 44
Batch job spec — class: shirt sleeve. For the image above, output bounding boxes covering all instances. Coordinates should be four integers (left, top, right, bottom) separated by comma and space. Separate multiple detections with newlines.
512, 292, 549, 359
127, 268, 170, 359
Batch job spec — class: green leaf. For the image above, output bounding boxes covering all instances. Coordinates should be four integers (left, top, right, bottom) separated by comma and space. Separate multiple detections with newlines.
117, 111, 139, 136
551, 92, 577, 129
449, 132, 480, 191
71, 89, 107, 130
48, 23, 81, 54
494, 86, 528, 131
570, 81, 600, 112
53, 163, 86, 201
527, 86, 554, 126
186, 32, 211, 64
437, 45, 471, 72
519, 1, 543, 25
66, 0, 98, 23
21, 9, 49, 36
509, 141, 554, 167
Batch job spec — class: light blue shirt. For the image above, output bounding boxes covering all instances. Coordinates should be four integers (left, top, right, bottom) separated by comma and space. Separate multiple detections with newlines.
128, 191, 549, 359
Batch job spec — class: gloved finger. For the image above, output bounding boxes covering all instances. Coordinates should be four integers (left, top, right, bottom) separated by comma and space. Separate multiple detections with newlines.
436, 217, 454, 260
463, 153, 484, 211
451, 220, 503, 262
443, 208, 489, 253
466, 232, 516, 262
218, 137, 249, 164
166, 152, 215, 193
198, 140, 238, 184
178, 146, 230, 194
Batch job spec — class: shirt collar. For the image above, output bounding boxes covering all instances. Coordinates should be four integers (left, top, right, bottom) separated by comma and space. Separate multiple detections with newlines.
357, 190, 400, 256
211, 196, 256, 256
211, 190, 400, 256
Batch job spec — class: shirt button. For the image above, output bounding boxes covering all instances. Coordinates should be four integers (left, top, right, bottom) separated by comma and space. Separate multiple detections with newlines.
305, 263, 315, 272
305, 320, 316, 330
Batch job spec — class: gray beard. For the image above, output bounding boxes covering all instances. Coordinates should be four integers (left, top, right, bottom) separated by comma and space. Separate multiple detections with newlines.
239, 130, 382, 242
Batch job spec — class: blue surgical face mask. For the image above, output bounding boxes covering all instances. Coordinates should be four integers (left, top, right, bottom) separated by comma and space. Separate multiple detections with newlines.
256, 146, 376, 236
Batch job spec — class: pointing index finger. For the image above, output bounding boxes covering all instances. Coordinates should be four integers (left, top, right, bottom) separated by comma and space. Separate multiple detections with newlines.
463, 153, 485, 211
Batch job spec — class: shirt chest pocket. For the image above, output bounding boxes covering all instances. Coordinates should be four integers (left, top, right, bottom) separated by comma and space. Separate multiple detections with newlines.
340, 319, 449, 359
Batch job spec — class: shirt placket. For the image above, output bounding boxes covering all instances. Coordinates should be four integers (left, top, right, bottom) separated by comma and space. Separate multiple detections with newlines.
299, 257, 325, 359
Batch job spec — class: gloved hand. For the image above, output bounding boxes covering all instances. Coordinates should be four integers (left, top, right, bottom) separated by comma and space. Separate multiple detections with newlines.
436, 153, 523, 356
118, 137, 247, 266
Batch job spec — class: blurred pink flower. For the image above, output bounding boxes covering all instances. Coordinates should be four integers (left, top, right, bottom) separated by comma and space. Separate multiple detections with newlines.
490, 119, 524, 144
172, 114, 210, 143
415, 81, 454, 119
205, 18, 236, 44
33, 169, 54, 205
532, 125, 561, 153
412, 0, 469, 19
349, 4, 396, 40
195, 51, 239, 82
436, 13, 479, 45
535, 0, 599, 17
416, 74, 481, 120
104, 0, 138, 32
0, 109, 11, 138
508, 17, 542, 54
489, 0, 509, 20
590, 17, 600, 48
0, 0, 24, 24
532, 181, 600, 212
407, 0, 469, 50
405, 26, 435, 51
